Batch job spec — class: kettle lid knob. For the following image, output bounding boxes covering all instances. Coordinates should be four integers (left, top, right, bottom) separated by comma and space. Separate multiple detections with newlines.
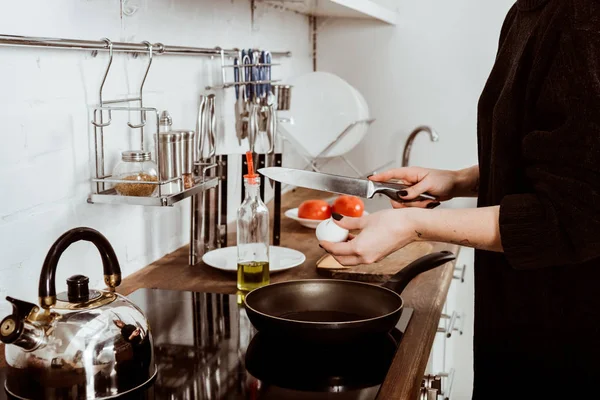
67, 275, 90, 303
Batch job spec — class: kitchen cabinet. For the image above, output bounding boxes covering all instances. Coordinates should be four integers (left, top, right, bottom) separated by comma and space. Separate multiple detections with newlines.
261, 0, 398, 25
425, 247, 474, 399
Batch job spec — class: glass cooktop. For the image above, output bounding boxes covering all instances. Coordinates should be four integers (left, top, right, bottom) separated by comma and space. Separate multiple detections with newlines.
2, 288, 413, 400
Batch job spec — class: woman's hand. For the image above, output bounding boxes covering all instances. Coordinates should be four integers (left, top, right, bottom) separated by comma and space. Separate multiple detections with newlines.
319, 206, 503, 267
319, 210, 418, 266
369, 165, 479, 208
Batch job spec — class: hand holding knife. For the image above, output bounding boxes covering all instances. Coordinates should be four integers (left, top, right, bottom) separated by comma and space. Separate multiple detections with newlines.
258, 167, 437, 203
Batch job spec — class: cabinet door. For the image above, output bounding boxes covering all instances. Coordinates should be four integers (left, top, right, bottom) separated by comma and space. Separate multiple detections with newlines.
443, 247, 474, 399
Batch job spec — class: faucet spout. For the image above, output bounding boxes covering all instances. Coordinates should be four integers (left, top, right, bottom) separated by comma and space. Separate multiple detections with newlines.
402, 125, 439, 167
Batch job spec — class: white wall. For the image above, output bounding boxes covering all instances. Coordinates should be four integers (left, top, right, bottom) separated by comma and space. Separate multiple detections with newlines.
317, 0, 515, 175
0, 0, 311, 314
317, 1, 514, 398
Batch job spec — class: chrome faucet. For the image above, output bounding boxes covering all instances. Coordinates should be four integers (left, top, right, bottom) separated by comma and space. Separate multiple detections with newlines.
402, 125, 439, 167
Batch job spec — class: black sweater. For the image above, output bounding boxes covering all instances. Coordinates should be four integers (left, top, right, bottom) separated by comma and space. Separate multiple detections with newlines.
475, 0, 600, 398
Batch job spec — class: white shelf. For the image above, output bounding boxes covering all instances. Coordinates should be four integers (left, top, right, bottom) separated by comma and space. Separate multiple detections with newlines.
266, 0, 398, 25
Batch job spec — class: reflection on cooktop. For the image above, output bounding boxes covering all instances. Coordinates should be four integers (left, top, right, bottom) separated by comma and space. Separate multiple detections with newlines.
2, 289, 413, 400
245, 331, 400, 393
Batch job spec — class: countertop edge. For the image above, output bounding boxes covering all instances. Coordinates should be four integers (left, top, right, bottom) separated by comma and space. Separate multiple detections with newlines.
377, 243, 459, 400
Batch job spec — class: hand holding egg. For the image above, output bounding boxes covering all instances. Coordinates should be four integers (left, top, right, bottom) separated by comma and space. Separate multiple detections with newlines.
316, 218, 349, 243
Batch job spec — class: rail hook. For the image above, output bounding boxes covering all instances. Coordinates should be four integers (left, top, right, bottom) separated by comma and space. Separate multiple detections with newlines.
91, 38, 114, 127
127, 41, 153, 130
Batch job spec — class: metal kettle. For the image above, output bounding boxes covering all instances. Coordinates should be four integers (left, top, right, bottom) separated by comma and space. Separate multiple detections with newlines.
0, 227, 156, 399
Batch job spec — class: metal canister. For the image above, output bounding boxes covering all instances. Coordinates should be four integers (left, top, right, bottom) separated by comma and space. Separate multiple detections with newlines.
156, 131, 182, 194
179, 130, 196, 189
273, 85, 292, 111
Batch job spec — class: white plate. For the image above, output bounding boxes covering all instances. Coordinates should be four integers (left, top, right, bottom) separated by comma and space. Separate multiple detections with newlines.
352, 86, 370, 120
202, 246, 306, 273
281, 71, 367, 158
285, 208, 369, 229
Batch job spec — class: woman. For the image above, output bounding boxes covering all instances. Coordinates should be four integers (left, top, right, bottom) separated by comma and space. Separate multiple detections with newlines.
320, 0, 600, 398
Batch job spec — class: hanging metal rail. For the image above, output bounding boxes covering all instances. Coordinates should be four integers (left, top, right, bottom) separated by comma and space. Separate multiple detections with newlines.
0, 34, 292, 58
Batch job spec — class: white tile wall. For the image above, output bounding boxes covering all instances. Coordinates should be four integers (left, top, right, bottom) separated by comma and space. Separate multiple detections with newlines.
0, 0, 312, 314
317, 0, 515, 174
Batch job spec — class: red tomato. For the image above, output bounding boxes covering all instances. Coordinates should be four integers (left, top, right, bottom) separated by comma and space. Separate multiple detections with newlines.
332, 196, 364, 217
298, 199, 332, 220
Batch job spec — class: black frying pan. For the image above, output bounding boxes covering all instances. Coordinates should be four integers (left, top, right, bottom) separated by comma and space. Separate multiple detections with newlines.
244, 251, 455, 342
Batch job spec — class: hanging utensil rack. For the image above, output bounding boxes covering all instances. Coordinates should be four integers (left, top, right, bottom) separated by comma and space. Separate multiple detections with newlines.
0, 33, 292, 264
0, 33, 289, 207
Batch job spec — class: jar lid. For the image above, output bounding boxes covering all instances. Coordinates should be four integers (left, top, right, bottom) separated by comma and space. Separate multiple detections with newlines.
121, 150, 152, 162
159, 110, 172, 127
157, 131, 182, 143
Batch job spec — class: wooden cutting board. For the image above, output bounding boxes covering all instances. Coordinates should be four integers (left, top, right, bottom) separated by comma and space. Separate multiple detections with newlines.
316, 242, 434, 282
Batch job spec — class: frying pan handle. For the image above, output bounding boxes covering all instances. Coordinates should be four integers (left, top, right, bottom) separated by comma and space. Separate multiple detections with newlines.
382, 251, 456, 294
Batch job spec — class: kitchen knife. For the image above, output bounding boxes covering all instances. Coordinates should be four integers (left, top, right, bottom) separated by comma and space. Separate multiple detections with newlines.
257, 167, 437, 202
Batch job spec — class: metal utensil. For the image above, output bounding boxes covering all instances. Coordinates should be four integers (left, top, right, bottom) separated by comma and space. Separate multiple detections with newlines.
252, 50, 261, 103
273, 84, 292, 111
266, 105, 276, 188
264, 51, 272, 103
248, 103, 259, 155
234, 56, 243, 145
257, 167, 437, 202
244, 252, 455, 343
207, 94, 216, 158
241, 53, 252, 141
196, 95, 208, 160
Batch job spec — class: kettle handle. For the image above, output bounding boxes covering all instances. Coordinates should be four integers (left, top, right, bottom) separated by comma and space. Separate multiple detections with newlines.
38, 227, 121, 309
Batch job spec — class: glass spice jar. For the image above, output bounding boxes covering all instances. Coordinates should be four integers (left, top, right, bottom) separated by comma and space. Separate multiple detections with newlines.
112, 150, 159, 197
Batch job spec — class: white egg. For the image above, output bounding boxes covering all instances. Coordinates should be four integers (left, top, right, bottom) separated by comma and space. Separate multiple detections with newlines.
316, 218, 349, 243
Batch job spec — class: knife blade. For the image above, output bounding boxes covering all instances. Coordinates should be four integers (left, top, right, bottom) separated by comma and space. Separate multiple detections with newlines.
257, 167, 436, 202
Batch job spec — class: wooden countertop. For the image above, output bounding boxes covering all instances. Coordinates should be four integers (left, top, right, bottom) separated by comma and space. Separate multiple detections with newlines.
0, 188, 459, 400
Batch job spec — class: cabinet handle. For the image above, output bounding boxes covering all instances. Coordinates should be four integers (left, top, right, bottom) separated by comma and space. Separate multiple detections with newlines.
422, 369, 456, 400
420, 388, 438, 400
453, 264, 467, 283
421, 376, 441, 400
437, 313, 450, 333
438, 368, 456, 400
427, 389, 438, 400
439, 312, 463, 338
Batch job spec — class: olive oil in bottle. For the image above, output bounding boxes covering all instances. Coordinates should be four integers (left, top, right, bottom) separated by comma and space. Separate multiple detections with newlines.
237, 152, 270, 292
237, 261, 270, 291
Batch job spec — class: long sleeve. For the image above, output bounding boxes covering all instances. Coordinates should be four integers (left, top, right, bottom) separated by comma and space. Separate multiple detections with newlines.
499, 20, 600, 269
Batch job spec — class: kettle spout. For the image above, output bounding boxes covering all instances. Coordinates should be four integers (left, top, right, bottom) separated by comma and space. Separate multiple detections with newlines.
0, 297, 46, 351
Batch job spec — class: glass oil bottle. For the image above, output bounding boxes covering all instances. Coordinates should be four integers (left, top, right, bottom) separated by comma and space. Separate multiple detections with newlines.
237, 152, 270, 293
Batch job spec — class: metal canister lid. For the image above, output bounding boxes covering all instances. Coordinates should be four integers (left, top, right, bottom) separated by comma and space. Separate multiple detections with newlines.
157, 131, 182, 143
177, 130, 195, 141
121, 150, 152, 162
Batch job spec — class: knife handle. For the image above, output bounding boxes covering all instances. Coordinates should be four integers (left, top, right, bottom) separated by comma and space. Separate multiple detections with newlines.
372, 181, 437, 202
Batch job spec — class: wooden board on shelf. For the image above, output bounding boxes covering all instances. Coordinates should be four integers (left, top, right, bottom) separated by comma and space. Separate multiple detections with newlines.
317, 241, 434, 282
